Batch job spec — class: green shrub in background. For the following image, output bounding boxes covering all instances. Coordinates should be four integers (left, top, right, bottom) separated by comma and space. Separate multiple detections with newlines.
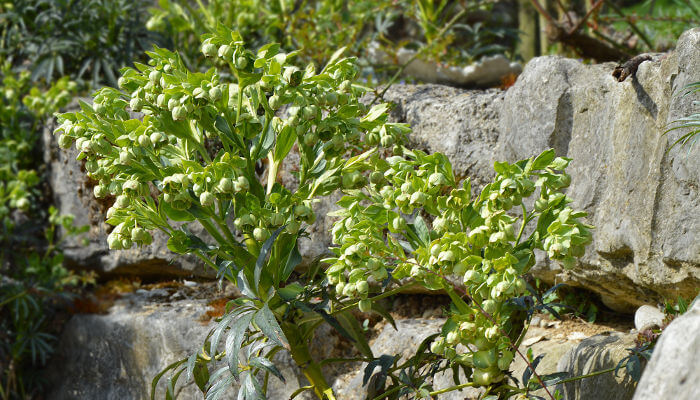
146, 0, 516, 79
54, 28, 594, 399
0, 0, 163, 87
0, 60, 75, 232
0, 44, 85, 400
0, 207, 91, 400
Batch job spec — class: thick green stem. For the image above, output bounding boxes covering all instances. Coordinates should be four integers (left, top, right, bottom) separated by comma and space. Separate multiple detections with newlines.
266, 152, 279, 195
283, 323, 334, 400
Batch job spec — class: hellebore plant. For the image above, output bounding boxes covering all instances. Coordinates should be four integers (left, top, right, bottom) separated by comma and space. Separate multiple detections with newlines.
55, 27, 592, 400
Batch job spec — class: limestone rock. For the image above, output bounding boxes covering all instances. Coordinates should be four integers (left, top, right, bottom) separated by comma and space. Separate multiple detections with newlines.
556, 333, 638, 400
45, 286, 342, 400
634, 305, 665, 332
494, 28, 700, 311
633, 301, 700, 400
368, 42, 522, 87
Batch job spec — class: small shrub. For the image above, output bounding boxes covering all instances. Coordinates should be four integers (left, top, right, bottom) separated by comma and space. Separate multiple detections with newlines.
55, 27, 595, 399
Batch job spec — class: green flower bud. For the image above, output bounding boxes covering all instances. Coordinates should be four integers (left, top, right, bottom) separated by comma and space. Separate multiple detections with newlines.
438, 250, 455, 263
199, 191, 215, 207
253, 227, 270, 242
129, 97, 143, 112
428, 172, 446, 187
485, 325, 499, 342
93, 184, 108, 198
114, 195, 130, 209
380, 135, 394, 147
167, 97, 179, 111
235, 55, 249, 70
149, 70, 162, 85
268, 95, 282, 110
356, 280, 369, 295
463, 270, 482, 283
482, 299, 497, 314
303, 131, 318, 147
16, 197, 30, 211
335, 281, 345, 295
107, 233, 122, 250
430, 337, 445, 354
209, 86, 222, 101
218, 44, 233, 59
236, 176, 250, 191
358, 299, 371, 312
150, 131, 164, 145
369, 171, 383, 185
121, 238, 133, 249
58, 134, 73, 149
285, 220, 301, 234
294, 204, 312, 218
446, 330, 460, 345
472, 368, 502, 386
202, 42, 217, 57
172, 106, 186, 120
130, 227, 147, 242
269, 213, 285, 227
217, 177, 234, 193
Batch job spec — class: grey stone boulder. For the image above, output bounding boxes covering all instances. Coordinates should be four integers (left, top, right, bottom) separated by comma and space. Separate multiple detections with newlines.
494, 28, 700, 312
381, 85, 504, 188
45, 285, 344, 400
633, 300, 700, 400
556, 333, 638, 400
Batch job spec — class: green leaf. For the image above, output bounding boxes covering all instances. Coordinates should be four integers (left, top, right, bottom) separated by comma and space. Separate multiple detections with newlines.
362, 103, 389, 123
192, 361, 210, 392
160, 200, 195, 222
322, 46, 347, 72
226, 311, 254, 379
151, 358, 187, 400
249, 356, 285, 383
532, 149, 556, 170
254, 227, 284, 291
254, 303, 289, 349
410, 216, 430, 247
336, 310, 373, 359
167, 231, 189, 254
279, 242, 302, 283
273, 124, 297, 162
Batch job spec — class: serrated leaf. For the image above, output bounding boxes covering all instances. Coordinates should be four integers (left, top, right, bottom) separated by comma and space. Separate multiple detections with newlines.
225, 311, 254, 380
336, 310, 373, 359
279, 242, 302, 283
254, 227, 284, 290
254, 303, 289, 349
249, 356, 286, 383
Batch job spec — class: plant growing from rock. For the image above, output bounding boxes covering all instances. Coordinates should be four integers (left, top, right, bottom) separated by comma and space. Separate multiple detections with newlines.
55, 26, 407, 399
54, 27, 593, 399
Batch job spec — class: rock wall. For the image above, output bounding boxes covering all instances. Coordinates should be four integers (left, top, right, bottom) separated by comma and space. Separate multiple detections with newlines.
47, 287, 638, 400
378, 29, 700, 312
45, 30, 699, 311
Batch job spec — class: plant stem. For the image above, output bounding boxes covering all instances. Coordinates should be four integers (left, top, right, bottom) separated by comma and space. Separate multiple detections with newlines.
516, 204, 527, 244
552, 365, 617, 386
283, 323, 335, 400
266, 153, 279, 195
429, 381, 476, 396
